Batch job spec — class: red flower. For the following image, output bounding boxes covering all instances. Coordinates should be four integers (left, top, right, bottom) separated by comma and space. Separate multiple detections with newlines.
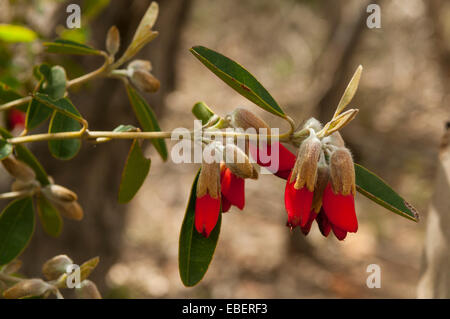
249, 141, 296, 179
220, 166, 245, 212
321, 182, 358, 240
7, 109, 25, 131
285, 171, 314, 228
195, 194, 220, 238
300, 211, 317, 235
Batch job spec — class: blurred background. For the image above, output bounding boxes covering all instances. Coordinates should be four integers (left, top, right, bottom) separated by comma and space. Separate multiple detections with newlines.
0, 0, 449, 298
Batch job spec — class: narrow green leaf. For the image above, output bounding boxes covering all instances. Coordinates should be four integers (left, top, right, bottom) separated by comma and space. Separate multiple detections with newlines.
0, 24, 37, 43
0, 139, 13, 160
34, 94, 83, 121
192, 101, 214, 125
125, 84, 168, 161
0, 83, 27, 111
36, 195, 62, 238
190, 46, 285, 117
355, 163, 419, 222
0, 197, 35, 265
47, 98, 82, 160
179, 171, 221, 287
0, 127, 50, 186
118, 140, 151, 203
26, 65, 67, 130
43, 39, 102, 56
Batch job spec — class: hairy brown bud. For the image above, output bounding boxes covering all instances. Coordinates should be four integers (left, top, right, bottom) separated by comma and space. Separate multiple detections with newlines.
223, 144, 258, 179
290, 135, 322, 191
55, 200, 84, 221
76, 280, 102, 299
42, 255, 73, 281
130, 69, 160, 93
311, 161, 330, 213
302, 117, 322, 132
128, 59, 152, 72
197, 162, 220, 199
2, 157, 36, 182
229, 108, 270, 132
106, 26, 120, 56
42, 184, 78, 202
329, 147, 356, 196
3, 279, 52, 299
323, 131, 345, 147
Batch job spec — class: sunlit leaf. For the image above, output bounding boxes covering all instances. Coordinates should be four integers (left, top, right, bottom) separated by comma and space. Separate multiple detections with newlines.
125, 84, 167, 161
36, 195, 62, 238
118, 140, 151, 203
190, 46, 285, 117
0, 197, 35, 265
0, 24, 37, 43
179, 171, 221, 287
43, 39, 102, 56
355, 163, 419, 222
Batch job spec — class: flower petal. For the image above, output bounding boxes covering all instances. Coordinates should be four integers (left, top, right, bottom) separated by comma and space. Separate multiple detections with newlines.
331, 224, 348, 241
249, 142, 295, 179
285, 172, 313, 228
322, 183, 358, 233
195, 194, 220, 237
316, 209, 331, 237
221, 168, 245, 210
300, 211, 317, 235
221, 196, 232, 213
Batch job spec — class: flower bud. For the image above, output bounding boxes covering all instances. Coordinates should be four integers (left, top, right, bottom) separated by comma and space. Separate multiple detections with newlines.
323, 131, 345, 147
75, 280, 102, 299
197, 162, 220, 199
41, 184, 78, 202
289, 135, 322, 191
329, 147, 356, 196
128, 59, 152, 72
42, 255, 73, 281
106, 25, 120, 56
229, 108, 270, 132
311, 161, 330, 213
302, 117, 322, 132
3, 279, 52, 299
2, 156, 36, 182
55, 200, 84, 221
223, 144, 258, 179
130, 69, 160, 93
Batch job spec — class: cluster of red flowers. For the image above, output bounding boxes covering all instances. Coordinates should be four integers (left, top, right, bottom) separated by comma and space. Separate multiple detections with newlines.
194, 108, 358, 241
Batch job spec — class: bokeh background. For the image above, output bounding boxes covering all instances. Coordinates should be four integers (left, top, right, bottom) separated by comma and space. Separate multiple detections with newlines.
0, 0, 449, 298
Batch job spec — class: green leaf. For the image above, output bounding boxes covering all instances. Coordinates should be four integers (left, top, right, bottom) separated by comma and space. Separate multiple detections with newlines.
355, 163, 419, 222
190, 46, 285, 117
0, 83, 27, 111
125, 84, 168, 161
118, 140, 151, 203
0, 24, 37, 43
47, 98, 82, 160
43, 39, 102, 56
0, 197, 35, 265
179, 171, 221, 287
192, 101, 214, 125
0, 127, 50, 186
34, 93, 83, 121
26, 65, 67, 130
36, 195, 62, 238
0, 138, 13, 160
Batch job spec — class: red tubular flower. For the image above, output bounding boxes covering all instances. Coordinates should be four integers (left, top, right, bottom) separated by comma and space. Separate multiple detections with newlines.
285, 171, 314, 228
195, 194, 220, 237
195, 162, 221, 238
220, 166, 245, 212
7, 109, 25, 131
300, 211, 317, 235
249, 141, 296, 179
321, 182, 358, 240
316, 209, 331, 237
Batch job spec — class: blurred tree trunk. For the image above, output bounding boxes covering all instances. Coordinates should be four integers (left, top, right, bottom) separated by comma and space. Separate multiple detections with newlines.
21, 0, 191, 293
417, 0, 450, 298
417, 125, 450, 298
